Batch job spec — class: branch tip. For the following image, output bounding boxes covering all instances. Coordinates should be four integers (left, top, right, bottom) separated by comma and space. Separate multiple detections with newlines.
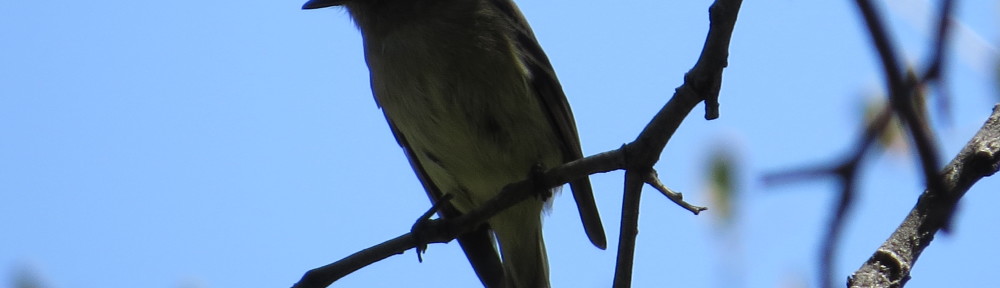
643, 170, 708, 215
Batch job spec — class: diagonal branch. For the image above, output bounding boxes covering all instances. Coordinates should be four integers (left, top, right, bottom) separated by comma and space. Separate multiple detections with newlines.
290, 135, 701, 287
766, 1, 958, 287
612, 0, 742, 286
292, 0, 744, 286
848, 104, 1000, 288
290, 149, 625, 288
853, 0, 946, 216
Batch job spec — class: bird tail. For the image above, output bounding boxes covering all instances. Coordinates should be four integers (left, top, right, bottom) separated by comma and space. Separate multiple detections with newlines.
490, 200, 548, 288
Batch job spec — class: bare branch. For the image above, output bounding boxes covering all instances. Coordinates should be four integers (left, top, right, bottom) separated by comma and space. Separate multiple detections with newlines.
763, 103, 893, 288
294, 0, 745, 286
291, 145, 627, 288
853, 0, 946, 211
849, 104, 1000, 288
612, 171, 646, 288
922, 0, 957, 124
644, 169, 707, 215
612, 0, 742, 286
921, 0, 956, 83
291, 135, 698, 287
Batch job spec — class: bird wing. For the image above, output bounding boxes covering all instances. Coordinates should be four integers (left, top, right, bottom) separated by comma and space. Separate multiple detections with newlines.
488, 0, 608, 249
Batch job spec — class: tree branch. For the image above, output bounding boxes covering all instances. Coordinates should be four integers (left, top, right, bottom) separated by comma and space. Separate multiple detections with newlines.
612, 0, 742, 286
290, 124, 705, 288
853, 0, 946, 218
763, 104, 893, 288
848, 104, 1000, 287
292, 0, 744, 286
290, 147, 626, 288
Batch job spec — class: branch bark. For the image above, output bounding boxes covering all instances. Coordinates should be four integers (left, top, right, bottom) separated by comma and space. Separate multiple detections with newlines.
848, 104, 1000, 288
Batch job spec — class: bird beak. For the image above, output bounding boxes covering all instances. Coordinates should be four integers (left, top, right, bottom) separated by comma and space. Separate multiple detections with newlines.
302, 0, 346, 9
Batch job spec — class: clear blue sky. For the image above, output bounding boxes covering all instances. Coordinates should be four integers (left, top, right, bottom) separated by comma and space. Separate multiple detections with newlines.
2, 1, 997, 287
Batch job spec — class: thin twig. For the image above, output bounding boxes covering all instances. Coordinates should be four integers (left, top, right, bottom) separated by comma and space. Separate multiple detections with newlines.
819, 164, 857, 288
764, 104, 892, 288
921, 0, 955, 82
922, 0, 956, 124
643, 169, 707, 215
854, 0, 945, 213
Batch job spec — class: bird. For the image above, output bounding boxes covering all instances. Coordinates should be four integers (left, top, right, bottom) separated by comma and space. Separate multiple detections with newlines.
303, 0, 606, 286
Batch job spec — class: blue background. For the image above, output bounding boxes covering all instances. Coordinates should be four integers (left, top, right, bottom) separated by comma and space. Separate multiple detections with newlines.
2, 0, 997, 287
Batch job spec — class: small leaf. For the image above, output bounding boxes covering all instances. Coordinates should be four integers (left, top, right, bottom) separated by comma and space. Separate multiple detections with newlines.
861, 96, 908, 155
705, 145, 739, 228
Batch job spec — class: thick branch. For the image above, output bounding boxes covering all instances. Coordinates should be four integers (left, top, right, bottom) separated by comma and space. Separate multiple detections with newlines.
848, 104, 1000, 288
